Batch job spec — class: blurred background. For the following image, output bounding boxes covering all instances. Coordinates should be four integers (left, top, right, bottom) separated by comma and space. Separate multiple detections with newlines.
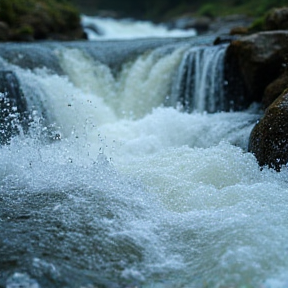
70, 0, 288, 21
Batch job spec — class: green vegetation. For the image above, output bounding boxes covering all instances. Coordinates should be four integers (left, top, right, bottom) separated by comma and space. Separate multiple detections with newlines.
249, 15, 266, 31
0, 0, 83, 41
197, 3, 217, 18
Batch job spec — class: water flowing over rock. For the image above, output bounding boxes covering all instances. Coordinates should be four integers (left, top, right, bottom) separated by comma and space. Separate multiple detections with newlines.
0, 71, 28, 144
248, 90, 288, 171
172, 44, 227, 112
226, 31, 288, 104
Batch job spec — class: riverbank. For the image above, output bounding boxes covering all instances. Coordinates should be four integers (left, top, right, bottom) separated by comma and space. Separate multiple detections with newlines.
0, 0, 85, 41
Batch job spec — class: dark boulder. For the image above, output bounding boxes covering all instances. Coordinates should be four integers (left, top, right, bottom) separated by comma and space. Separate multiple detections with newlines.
248, 90, 288, 171
265, 6, 288, 30
226, 31, 288, 104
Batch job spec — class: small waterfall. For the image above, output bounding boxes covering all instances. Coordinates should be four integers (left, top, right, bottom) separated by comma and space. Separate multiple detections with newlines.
172, 44, 228, 113
0, 39, 244, 143
0, 71, 29, 144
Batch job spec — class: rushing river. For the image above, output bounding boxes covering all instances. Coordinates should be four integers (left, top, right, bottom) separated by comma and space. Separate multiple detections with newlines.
0, 17, 288, 288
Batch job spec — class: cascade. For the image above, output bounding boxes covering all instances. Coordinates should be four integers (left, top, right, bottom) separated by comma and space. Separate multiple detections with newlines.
171, 44, 228, 113
0, 38, 232, 137
0, 71, 29, 145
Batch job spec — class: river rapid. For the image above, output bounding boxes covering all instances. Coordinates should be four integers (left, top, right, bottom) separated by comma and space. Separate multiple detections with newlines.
0, 17, 288, 288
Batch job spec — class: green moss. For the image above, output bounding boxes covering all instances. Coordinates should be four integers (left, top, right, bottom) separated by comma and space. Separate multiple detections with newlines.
0, 0, 79, 30
197, 3, 217, 18
249, 15, 265, 31
16, 24, 34, 35
0, 0, 82, 40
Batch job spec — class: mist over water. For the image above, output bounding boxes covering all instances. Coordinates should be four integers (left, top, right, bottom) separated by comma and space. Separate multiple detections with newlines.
1, 27, 288, 288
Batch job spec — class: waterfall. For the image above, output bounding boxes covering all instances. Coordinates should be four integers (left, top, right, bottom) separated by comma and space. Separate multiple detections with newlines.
171, 44, 228, 113
0, 40, 246, 144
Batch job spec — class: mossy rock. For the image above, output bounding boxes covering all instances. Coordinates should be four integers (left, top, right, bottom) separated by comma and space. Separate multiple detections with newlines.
0, 0, 85, 41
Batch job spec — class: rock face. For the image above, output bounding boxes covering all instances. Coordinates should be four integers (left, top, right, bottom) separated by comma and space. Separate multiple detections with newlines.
248, 90, 288, 171
226, 31, 288, 104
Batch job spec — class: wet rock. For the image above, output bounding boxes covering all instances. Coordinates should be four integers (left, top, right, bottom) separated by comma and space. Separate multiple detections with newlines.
82, 22, 104, 36
248, 90, 288, 171
167, 16, 211, 34
213, 35, 238, 45
187, 17, 211, 34
263, 70, 288, 108
229, 26, 249, 35
209, 14, 253, 35
265, 6, 288, 30
226, 31, 288, 104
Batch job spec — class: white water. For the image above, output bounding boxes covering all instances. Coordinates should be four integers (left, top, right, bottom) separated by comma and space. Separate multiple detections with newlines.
82, 15, 197, 40
1, 41, 288, 288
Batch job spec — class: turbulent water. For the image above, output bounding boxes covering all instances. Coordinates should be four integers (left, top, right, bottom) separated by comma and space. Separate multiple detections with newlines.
0, 27, 288, 288
81, 16, 197, 40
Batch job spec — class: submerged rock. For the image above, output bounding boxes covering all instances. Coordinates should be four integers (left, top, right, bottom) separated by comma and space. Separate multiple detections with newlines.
248, 90, 288, 171
226, 31, 288, 104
